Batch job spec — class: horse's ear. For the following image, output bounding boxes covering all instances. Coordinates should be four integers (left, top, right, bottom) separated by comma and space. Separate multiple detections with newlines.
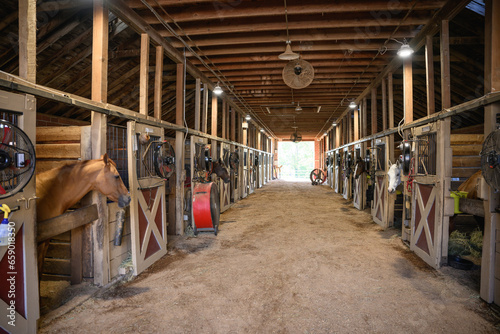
102, 153, 109, 165
388, 160, 392, 167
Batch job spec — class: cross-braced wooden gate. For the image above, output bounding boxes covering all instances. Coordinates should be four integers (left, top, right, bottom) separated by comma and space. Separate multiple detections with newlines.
0, 91, 38, 333
342, 147, 352, 200
127, 122, 167, 275
241, 148, 248, 198
353, 143, 366, 210
334, 150, 342, 193
219, 142, 231, 212
371, 137, 394, 228
410, 121, 451, 268
249, 150, 256, 194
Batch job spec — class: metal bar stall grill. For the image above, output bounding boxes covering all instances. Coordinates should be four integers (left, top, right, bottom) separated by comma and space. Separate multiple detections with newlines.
136, 134, 161, 182
417, 133, 437, 175
107, 125, 129, 189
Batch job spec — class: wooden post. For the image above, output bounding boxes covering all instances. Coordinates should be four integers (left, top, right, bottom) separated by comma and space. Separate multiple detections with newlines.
441, 20, 451, 109
139, 33, 149, 116
362, 97, 367, 137
19, 0, 36, 83
242, 121, 248, 146
202, 83, 208, 133
230, 108, 236, 141
226, 102, 230, 139
211, 95, 218, 137
388, 72, 394, 129
194, 78, 201, 131
403, 58, 413, 124
425, 35, 435, 115
347, 110, 352, 143
371, 87, 377, 135
222, 99, 226, 139
354, 107, 359, 141
175, 63, 185, 235
382, 77, 387, 131
481, 0, 500, 304
91, 0, 109, 286
154, 46, 163, 120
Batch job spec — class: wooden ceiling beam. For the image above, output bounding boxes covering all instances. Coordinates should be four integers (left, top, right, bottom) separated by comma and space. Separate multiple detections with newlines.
184, 42, 402, 56
167, 29, 418, 48
151, 15, 430, 37
130, 0, 445, 22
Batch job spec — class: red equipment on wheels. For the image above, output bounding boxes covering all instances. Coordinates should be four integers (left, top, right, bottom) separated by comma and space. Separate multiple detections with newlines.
192, 182, 220, 235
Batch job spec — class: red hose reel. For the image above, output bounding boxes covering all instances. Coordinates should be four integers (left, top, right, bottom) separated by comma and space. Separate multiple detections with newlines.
192, 182, 220, 235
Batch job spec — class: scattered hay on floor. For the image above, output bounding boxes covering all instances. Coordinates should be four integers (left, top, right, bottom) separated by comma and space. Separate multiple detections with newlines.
449, 229, 483, 259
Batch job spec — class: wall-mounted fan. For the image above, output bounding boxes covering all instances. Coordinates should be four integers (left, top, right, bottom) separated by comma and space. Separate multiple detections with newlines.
152, 141, 175, 179
480, 129, 500, 190
283, 59, 314, 89
290, 126, 302, 143
399, 141, 412, 176
0, 120, 35, 199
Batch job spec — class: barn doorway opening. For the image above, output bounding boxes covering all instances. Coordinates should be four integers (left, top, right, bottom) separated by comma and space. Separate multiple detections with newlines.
278, 141, 315, 181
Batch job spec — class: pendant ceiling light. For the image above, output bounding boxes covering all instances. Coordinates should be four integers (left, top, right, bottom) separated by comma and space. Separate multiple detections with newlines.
213, 82, 223, 95
279, 41, 299, 60
295, 102, 302, 112
278, 0, 299, 60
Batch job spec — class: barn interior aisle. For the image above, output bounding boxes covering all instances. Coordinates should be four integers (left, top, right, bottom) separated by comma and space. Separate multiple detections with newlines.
40, 181, 496, 333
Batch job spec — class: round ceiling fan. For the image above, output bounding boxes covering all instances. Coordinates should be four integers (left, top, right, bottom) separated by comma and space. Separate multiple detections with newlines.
290, 126, 302, 143
282, 59, 314, 89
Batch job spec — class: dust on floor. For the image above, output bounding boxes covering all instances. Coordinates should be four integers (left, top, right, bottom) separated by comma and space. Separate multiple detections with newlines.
40, 180, 499, 333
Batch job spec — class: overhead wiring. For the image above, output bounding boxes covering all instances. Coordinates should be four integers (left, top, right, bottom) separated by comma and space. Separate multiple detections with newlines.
141, 0, 277, 139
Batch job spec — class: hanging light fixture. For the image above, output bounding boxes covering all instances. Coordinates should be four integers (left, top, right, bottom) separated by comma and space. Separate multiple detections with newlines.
213, 82, 223, 95
295, 102, 302, 112
279, 41, 299, 60
332, 122, 337, 126
349, 101, 357, 109
245, 115, 251, 121
260, 129, 265, 133
391, 38, 414, 58
278, 1, 299, 60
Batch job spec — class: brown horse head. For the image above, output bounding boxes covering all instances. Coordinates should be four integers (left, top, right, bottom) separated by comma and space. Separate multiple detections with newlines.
213, 158, 230, 184
95, 154, 131, 207
354, 157, 366, 179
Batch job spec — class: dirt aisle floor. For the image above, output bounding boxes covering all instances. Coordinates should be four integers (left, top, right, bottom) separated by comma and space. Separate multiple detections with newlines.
40, 180, 499, 333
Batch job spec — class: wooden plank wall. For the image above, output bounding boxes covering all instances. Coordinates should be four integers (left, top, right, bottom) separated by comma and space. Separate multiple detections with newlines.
450, 133, 483, 182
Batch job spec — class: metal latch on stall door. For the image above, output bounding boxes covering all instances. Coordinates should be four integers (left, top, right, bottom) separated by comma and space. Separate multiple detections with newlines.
17, 195, 39, 209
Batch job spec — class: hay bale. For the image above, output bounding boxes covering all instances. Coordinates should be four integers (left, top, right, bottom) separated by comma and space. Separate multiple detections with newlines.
448, 229, 483, 260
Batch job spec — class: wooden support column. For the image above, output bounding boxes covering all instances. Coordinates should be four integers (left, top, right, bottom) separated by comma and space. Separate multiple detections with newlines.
335, 124, 340, 148
230, 108, 236, 141
371, 87, 377, 135
425, 35, 435, 115
403, 58, 413, 124
154, 46, 163, 120
354, 107, 359, 141
221, 99, 226, 139
347, 110, 352, 143
211, 96, 218, 137
226, 103, 230, 139
139, 33, 149, 116
481, 0, 500, 304
441, 20, 451, 109
388, 72, 394, 129
382, 78, 387, 131
202, 83, 208, 133
362, 97, 367, 137
91, 0, 109, 286
19, 0, 36, 83
175, 63, 185, 235
194, 78, 201, 131
242, 120, 248, 146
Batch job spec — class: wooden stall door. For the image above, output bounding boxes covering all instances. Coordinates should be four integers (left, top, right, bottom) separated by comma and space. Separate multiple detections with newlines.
335, 151, 342, 193
0, 92, 38, 333
241, 148, 248, 198
410, 121, 450, 268
127, 122, 167, 275
263, 154, 267, 185
342, 149, 351, 200
249, 150, 255, 194
230, 145, 240, 203
258, 153, 263, 188
353, 145, 365, 210
371, 138, 394, 228
220, 142, 231, 212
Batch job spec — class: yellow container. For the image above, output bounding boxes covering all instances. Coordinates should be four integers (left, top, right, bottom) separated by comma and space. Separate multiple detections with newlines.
450, 191, 468, 214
